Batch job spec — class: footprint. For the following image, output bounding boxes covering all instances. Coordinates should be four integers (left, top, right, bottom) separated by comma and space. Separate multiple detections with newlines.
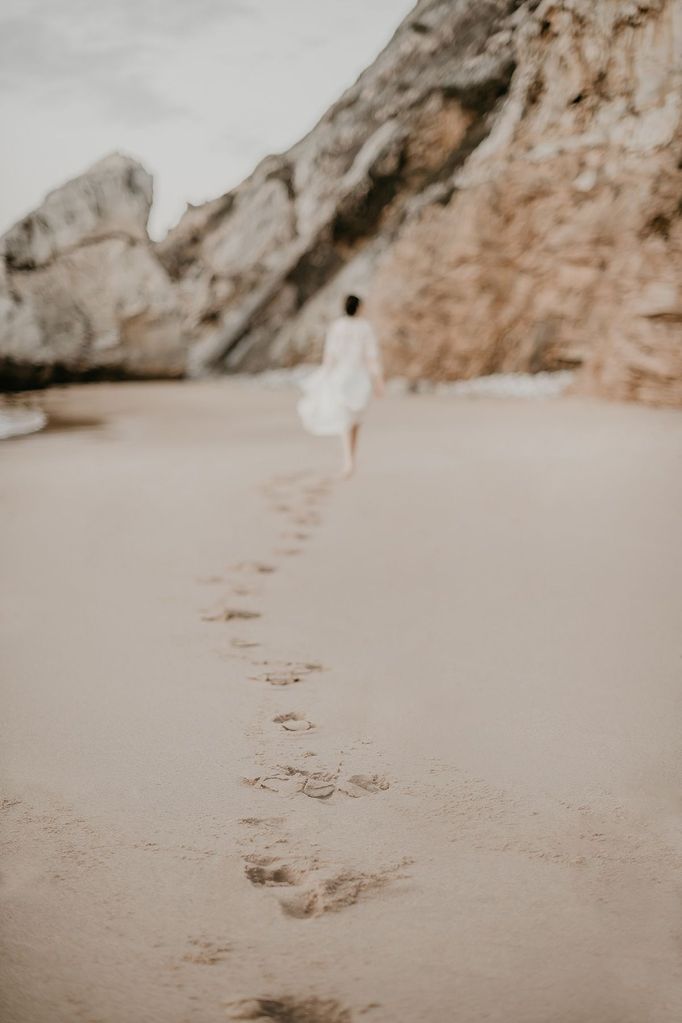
182, 938, 231, 965
302, 778, 336, 799
196, 575, 224, 584
303, 488, 330, 502
279, 869, 396, 919
239, 816, 284, 828
244, 856, 302, 887
274, 548, 302, 557
252, 671, 305, 687
338, 775, 390, 798
242, 843, 404, 921
292, 515, 320, 527
250, 661, 323, 686
268, 471, 313, 486
256, 659, 324, 673
202, 608, 261, 622
274, 713, 315, 733
231, 638, 261, 649
226, 997, 351, 1023
243, 765, 337, 798
244, 766, 389, 802
232, 562, 276, 575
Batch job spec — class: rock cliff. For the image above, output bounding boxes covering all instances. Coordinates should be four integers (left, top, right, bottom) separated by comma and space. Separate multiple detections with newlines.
1, 0, 680, 404
0, 154, 186, 387
370, 0, 682, 406
157, 0, 524, 378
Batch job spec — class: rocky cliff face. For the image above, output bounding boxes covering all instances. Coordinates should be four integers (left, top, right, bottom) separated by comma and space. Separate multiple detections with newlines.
1, 0, 680, 404
157, 0, 524, 378
0, 154, 186, 387
370, 0, 682, 406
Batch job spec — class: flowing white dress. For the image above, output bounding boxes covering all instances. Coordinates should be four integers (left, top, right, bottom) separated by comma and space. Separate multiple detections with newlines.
297, 316, 381, 436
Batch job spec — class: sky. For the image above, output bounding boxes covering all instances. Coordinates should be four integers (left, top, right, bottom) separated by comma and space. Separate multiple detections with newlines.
0, 0, 415, 239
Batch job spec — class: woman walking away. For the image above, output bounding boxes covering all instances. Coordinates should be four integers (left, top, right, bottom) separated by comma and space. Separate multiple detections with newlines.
297, 295, 384, 478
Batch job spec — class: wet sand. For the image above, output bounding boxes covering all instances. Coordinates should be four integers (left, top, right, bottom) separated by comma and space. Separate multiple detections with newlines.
1, 379, 681, 1023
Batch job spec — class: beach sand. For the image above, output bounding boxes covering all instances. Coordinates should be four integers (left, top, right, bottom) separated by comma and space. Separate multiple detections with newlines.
1, 379, 681, 1023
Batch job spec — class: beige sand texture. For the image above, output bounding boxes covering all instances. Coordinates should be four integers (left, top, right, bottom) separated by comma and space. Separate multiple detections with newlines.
1, 380, 681, 1023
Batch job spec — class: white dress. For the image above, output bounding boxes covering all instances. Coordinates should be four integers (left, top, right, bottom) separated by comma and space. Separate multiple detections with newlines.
297, 316, 381, 436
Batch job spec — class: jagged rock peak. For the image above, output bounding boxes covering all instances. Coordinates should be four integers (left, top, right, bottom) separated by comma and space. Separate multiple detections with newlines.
3, 153, 153, 272
0, 153, 184, 388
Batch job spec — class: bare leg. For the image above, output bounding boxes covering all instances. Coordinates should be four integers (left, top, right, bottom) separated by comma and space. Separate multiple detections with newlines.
340, 429, 353, 479
350, 423, 360, 465
340, 423, 360, 479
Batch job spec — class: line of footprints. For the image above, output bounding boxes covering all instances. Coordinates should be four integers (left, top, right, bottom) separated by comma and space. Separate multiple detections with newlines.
199, 472, 408, 1022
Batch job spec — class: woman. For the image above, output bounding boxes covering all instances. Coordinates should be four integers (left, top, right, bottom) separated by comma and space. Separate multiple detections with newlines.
298, 295, 384, 478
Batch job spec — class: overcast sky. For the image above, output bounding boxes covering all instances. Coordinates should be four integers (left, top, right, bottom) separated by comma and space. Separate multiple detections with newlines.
0, 0, 415, 238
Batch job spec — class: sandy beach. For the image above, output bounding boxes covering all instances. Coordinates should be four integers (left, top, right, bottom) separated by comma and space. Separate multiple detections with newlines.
1, 379, 681, 1023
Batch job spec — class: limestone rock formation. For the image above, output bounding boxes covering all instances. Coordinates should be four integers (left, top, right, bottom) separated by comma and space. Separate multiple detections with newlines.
0, 154, 186, 387
156, 0, 522, 377
370, 0, 682, 406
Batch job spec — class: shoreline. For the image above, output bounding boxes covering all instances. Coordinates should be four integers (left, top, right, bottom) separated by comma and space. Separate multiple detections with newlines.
0, 369, 577, 442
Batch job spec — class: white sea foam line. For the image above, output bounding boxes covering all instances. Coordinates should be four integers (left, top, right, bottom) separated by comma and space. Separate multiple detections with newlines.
0, 408, 47, 440
436, 371, 575, 399
241, 368, 575, 399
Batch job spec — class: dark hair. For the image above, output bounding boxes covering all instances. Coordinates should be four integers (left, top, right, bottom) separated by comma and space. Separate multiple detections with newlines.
345, 294, 361, 317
